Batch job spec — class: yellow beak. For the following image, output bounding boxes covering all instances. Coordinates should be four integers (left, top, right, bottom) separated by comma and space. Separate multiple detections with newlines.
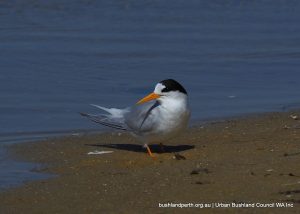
136, 92, 160, 105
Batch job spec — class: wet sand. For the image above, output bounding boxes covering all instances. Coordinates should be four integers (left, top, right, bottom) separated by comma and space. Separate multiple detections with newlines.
1, 111, 300, 213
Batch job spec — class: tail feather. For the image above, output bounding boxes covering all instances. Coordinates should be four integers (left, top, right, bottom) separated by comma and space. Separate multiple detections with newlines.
80, 104, 129, 131
80, 112, 127, 131
90, 104, 125, 118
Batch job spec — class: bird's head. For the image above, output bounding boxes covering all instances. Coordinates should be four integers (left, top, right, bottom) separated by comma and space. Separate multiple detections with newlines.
136, 79, 188, 105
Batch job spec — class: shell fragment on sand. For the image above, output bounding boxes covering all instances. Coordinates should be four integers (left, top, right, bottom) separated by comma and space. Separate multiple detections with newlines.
87, 150, 114, 155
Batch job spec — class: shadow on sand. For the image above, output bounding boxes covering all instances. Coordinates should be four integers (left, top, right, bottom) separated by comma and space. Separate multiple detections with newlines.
85, 143, 194, 154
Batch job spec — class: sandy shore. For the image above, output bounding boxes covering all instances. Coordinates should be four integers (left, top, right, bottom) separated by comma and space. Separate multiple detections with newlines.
1, 111, 300, 213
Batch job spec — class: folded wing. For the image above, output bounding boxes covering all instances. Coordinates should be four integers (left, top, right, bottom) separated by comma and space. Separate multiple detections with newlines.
124, 101, 160, 134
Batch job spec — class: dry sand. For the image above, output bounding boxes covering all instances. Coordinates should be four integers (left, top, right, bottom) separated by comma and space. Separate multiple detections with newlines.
1, 111, 300, 213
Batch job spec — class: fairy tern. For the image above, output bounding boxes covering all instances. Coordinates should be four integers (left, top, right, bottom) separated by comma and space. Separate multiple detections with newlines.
80, 79, 190, 157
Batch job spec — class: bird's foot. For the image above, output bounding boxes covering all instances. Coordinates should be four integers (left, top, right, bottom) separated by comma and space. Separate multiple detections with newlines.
145, 144, 155, 158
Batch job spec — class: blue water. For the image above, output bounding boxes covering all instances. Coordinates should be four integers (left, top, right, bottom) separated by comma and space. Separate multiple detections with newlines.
1, 0, 300, 189
0, 140, 55, 190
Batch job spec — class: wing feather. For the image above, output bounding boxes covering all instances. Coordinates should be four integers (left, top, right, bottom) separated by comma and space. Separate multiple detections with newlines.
124, 101, 160, 133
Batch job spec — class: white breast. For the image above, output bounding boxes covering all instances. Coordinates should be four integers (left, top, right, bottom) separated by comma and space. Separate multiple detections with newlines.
137, 92, 190, 143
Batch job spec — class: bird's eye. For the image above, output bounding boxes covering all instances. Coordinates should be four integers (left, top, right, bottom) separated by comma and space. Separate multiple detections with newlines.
162, 87, 169, 93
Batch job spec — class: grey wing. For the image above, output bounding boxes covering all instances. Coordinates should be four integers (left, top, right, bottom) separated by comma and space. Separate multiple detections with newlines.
124, 101, 160, 133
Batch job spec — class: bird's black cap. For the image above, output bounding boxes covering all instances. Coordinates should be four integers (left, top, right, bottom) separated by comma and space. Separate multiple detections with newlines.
160, 79, 187, 95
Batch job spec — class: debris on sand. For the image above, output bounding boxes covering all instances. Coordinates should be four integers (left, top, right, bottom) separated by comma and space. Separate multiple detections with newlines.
173, 153, 186, 160
190, 168, 211, 175
87, 150, 114, 155
290, 114, 299, 120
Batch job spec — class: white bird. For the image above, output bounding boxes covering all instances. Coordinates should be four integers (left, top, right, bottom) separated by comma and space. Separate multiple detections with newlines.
80, 79, 190, 157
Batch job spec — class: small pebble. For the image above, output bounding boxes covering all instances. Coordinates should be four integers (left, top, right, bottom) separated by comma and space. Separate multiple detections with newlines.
283, 125, 290, 129
290, 115, 298, 120
173, 153, 186, 160
190, 168, 211, 175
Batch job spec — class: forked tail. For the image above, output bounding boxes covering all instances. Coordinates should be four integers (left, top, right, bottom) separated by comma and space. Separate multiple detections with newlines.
80, 104, 128, 131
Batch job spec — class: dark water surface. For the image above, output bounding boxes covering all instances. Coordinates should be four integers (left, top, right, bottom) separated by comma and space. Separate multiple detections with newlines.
1, 0, 300, 189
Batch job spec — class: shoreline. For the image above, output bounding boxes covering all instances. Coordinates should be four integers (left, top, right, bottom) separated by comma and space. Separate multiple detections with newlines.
1, 110, 300, 213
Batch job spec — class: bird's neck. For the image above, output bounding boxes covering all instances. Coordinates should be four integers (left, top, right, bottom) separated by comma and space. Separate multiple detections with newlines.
160, 96, 188, 112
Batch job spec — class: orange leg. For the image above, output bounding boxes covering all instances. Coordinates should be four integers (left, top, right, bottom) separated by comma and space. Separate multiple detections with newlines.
145, 145, 155, 158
